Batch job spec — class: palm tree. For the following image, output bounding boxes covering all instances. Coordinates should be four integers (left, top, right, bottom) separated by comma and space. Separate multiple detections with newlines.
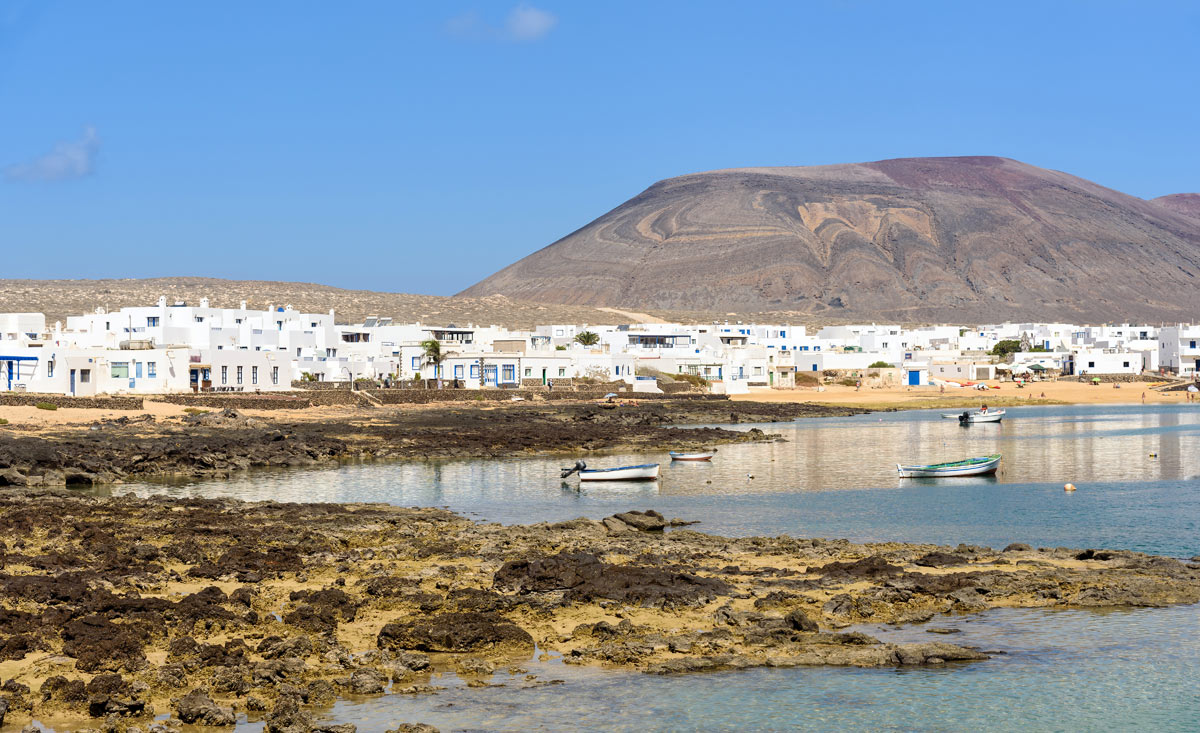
574, 331, 600, 346
420, 339, 446, 387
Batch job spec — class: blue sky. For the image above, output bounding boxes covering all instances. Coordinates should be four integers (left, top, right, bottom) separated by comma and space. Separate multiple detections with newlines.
2, 1, 1198, 294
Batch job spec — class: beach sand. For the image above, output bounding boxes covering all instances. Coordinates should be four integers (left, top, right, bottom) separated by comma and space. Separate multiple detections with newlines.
733, 379, 1189, 409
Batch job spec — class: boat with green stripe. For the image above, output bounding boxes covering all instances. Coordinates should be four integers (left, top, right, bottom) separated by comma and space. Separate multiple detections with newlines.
897, 454, 1001, 478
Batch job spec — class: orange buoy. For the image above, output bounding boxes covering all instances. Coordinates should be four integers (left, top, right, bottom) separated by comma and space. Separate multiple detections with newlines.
1064, 483, 1076, 492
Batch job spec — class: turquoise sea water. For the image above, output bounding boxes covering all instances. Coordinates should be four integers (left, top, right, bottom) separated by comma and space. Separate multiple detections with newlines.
108, 404, 1200, 732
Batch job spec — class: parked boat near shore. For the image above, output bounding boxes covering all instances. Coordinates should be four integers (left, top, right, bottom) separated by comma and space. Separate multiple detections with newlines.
897, 454, 1002, 478
669, 450, 716, 461
560, 461, 661, 481
944, 409, 1006, 423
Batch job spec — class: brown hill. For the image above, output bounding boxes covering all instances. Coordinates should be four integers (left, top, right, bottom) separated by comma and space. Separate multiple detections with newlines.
0, 277, 746, 329
1152, 193, 1200, 219
461, 157, 1200, 323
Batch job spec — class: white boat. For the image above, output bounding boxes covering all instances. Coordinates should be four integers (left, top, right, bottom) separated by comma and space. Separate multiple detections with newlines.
580, 464, 660, 481
561, 461, 660, 481
942, 409, 1005, 423
897, 454, 1001, 478
669, 451, 716, 461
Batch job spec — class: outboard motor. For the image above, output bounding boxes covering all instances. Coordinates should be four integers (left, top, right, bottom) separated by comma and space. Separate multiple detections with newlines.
561, 460, 587, 478
959, 411, 971, 425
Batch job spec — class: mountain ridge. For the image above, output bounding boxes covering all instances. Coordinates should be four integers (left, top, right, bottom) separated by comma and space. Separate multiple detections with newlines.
461, 156, 1200, 323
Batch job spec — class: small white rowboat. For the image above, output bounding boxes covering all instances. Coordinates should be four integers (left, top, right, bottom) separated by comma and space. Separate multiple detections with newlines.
579, 463, 660, 481
669, 451, 716, 461
897, 454, 1001, 478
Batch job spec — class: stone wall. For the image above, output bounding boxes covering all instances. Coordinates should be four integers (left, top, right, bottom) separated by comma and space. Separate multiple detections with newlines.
155, 393, 314, 410
1074, 374, 1161, 383
0, 394, 145, 410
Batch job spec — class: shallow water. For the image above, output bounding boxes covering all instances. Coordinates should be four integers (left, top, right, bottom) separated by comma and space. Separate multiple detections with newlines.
104, 404, 1200, 731
256, 605, 1197, 732
118, 404, 1200, 557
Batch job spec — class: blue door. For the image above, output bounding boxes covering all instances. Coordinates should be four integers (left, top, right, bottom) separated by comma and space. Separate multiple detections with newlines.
482, 365, 498, 386
70, 369, 76, 395
908, 370, 921, 386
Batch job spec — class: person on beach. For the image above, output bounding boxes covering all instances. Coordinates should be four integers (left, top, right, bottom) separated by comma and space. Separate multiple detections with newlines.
1142, 392, 1146, 404
856, 380, 861, 391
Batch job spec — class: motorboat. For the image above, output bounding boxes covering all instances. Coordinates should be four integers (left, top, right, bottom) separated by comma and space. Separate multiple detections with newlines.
560, 461, 660, 481
943, 409, 1005, 424
897, 454, 1001, 478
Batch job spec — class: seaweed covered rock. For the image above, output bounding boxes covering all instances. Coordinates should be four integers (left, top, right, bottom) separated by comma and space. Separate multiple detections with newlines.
377, 612, 533, 653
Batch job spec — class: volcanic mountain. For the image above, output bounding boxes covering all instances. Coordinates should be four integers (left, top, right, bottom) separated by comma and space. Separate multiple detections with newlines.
461, 157, 1200, 323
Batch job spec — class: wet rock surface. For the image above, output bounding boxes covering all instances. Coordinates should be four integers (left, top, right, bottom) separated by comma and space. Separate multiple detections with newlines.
0, 400, 863, 485
0, 491, 1193, 729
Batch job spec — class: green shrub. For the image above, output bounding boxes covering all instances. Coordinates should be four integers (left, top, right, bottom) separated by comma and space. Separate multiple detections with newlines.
838, 378, 858, 387
0, 418, 9, 425
182, 407, 210, 415
673, 372, 708, 388
868, 361, 892, 369
795, 372, 819, 386
35, 402, 58, 411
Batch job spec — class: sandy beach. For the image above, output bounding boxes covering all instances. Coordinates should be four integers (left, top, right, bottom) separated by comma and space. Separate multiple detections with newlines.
733, 379, 1193, 409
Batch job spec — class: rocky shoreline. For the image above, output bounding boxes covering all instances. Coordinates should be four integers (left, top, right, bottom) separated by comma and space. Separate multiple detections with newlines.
0, 491, 1196, 732
0, 400, 866, 487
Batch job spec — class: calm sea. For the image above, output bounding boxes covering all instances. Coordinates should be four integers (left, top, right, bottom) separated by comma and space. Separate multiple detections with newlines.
106, 404, 1200, 732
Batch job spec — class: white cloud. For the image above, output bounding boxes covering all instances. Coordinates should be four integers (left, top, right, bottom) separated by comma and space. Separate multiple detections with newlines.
505, 4, 556, 41
5, 127, 100, 182
447, 4, 557, 42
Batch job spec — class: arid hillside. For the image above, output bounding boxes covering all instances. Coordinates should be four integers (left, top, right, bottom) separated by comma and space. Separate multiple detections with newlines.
0, 277, 806, 328
462, 157, 1200, 323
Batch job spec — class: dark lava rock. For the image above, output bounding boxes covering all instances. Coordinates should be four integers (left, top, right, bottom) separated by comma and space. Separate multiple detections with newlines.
377, 612, 534, 653
810, 556, 903, 579
1075, 549, 1116, 561
914, 552, 970, 568
1003, 543, 1032, 552
40, 676, 87, 705
257, 635, 314, 659
784, 608, 819, 632
253, 657, 307, 686
345, 668, 387, 695
494, 552, 731, 607
176, 688, 236, 726
387, 726, 441, 733
61, 615, 146, 672
265, 692, 312, 733
608, 510, 667, 532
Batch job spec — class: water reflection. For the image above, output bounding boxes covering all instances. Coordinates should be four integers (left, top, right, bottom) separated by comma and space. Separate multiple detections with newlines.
114, 405, 1200, 557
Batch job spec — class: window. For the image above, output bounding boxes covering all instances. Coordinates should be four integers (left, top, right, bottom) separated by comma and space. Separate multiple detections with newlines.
753, 366, 763, 375
454, 364, 463, 379
1123, 362, 1130, 368
237, 366, 243, 384
524, 368, 532, 377
272, 366, 279, 385
470, 364, 479, 379
80, 369, 91, 383
252, 366, 258, 384
147, 362, 156, 378
1088, 361, 1095, 369
558, 367, 566, 377
111, 362, 129, 379
221, 366, 228, 384
47, 361, 54, 378
1192, 341, 1197, 349
502, 365, 515, 382
147, 317, 159, 327
235, 318, 243, 324
195, 317, 204, 323
412, 356, 420, 370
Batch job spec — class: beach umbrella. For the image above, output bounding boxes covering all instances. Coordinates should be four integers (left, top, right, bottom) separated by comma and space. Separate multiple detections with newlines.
1188, 385, 1198, 393
1091, 377, 1101, 383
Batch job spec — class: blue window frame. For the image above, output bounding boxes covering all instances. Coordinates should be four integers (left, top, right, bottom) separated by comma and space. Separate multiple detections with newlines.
146, 317, 159, 327
470, 364, 479, 379
411, 356, 420, 369
502, 364, 515, 382
147, 362, 156, 378
454, 364, 463, 379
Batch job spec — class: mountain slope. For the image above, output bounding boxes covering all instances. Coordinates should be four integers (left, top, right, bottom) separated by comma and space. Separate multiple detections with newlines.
1152, 193, 1200, 220
461, 157, 1200, 322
